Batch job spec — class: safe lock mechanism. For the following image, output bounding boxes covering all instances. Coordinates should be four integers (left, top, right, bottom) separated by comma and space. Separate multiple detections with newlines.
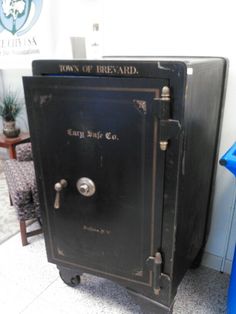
76, 177, 96, 197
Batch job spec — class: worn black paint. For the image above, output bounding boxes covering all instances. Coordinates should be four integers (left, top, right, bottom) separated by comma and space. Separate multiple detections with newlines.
23, 58, 227, 313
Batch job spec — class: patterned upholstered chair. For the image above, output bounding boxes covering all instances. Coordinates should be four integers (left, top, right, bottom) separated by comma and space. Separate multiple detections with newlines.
3, 143, 42, 246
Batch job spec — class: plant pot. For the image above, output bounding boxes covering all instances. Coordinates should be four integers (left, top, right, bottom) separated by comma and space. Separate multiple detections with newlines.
3, 120, 20, 138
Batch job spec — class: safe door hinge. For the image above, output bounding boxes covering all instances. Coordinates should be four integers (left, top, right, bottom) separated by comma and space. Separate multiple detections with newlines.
154, 86, 181, 151
146, 252, 163, 295
159, 119, 181, 151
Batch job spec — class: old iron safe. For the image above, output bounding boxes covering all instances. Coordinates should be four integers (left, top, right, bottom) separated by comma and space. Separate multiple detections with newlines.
23, 58, 227, 313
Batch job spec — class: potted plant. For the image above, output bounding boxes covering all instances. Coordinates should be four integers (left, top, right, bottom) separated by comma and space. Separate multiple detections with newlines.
0, 89, 23, 138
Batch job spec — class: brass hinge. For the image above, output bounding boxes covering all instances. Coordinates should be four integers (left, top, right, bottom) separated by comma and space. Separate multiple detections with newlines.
154, 86, 181, 151
146, 252, 163, 295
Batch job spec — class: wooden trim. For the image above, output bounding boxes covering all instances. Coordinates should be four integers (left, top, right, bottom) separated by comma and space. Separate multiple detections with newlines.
19, 220, 43, 246
19, 220, 28, 246
26, 229, 43, 238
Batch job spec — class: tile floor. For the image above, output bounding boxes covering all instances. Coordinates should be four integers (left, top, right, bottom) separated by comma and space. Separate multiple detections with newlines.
0, 225, 230, 314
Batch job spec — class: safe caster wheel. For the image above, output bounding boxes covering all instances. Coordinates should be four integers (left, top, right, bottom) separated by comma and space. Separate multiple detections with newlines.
59, 271, 81, 287
58, 266, 82, 287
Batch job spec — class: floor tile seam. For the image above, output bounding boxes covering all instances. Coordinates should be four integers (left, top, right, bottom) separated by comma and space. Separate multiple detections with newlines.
19, 275, 59, 313
0, 230, 20, 245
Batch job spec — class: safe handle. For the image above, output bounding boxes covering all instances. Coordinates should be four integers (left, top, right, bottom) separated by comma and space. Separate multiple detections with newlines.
54, 179, 68, 209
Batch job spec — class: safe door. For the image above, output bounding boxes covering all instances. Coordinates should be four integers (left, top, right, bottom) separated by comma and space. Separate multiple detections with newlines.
24, 76, 168, 287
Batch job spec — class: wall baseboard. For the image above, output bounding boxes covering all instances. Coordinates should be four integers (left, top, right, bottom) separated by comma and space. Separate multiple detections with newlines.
202, 251, 232, 274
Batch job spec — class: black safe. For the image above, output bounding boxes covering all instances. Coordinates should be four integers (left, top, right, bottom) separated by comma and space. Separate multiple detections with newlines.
23, 58, 227, 314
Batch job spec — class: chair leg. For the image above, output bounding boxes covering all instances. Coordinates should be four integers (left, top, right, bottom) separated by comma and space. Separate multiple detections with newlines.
37, 217, 42, 227
19, 220, 28, 246
9, 194, 13, 206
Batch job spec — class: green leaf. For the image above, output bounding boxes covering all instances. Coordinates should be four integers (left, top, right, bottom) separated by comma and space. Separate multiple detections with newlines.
0, 89, 23, 121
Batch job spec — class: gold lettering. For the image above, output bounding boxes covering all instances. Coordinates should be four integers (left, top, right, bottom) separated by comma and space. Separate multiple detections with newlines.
59, 64, 138, 75
87, 130, 93, 138
72, 65, 80, 72
67, 65, 74, 72
59, 64, 80, 72
96, 65, 104, 73
105, 132, 111, 140
117, 66, 138, 75
124, 66, 130, 74
67, 129, 85, 138
107, 65, 113, 74
67, 129, 72, 135
79, 131, 85, 138
59, 65, 66, 72
83, 225, 111, 235
118, 66, 124, 74
82, 65, 93, 73
105, 132, 119, 140
95, 131, 103, 139
131, 66, 138, 74
67, 129, 119, 141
